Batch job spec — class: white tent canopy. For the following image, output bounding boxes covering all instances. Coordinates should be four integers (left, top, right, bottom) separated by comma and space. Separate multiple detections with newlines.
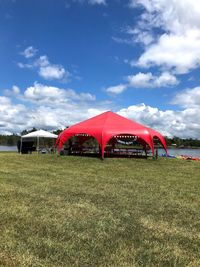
22, 129, 58, 139
20, 130, 58, 154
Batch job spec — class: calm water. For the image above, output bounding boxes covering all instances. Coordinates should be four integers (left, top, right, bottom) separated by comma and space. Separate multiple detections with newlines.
158, 148, 200, 157
0, 145, 17, 151
0, 146, 200, 157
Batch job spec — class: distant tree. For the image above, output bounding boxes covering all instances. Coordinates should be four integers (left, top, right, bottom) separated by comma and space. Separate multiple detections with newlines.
172, 136, 182, 147
29, 127, 38, 133
7, 136, 14, 146
21, 127, 37, 136
53, 126, 69, 136
165, 136, 172, 146
53, 129, 63, 135
20, 129, 28, 136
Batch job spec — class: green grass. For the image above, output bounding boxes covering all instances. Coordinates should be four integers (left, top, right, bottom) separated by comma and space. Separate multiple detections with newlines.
0, 153, 200, 267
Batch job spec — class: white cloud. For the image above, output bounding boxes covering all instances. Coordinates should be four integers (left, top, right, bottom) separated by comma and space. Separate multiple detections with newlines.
39, 65, 66, 80
118, 103, 200, 139
154, 72, 178, 87
123, 26, 155, 46
65, 0, 106, 7
18, 54, 68, 81
1, 89, 200, 138
127, 72, 153, 87
172, 87, 200, 108
130, 0, 200, 33
24, 83, 67, 105
137, 30, 200, 73
128, 0, 200, 73
0, 102, 106, 135
0, 96, 11, 108
106, 84, 127, 94
79, 92, 96, 101
36, 55, 49, 67
132, 29, 154, 46
106, 72, 178, 95
20, 46, 37, 58
12, 85, 20, 95
112, 27, 154, 47
36, 55, 68, 80
23, 82, 96, 106
88, 0, 106, 5
17, 62, 33, 69
0, 96, 28, 134
4, 85, 20, 96
112, 36, 134, 46
0, 83, 100, 134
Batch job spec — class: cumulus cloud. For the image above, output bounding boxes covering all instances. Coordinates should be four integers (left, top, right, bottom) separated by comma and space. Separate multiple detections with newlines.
127, 72, 153, 88
118, 103, 200, 139
137, 30, 200, 73
4, 85, 20, 96
0, 83, 101, 134
130, 29, 154, 46
20, 46, 37, 58
0, 81, 199, 139
23, 82, 96, 105
39, 64, 66, 80
154, 72, 179, 87
106, 72, 178, 95
106, 84, 127, 94
128, 0, 200, 73
18, 54, 69, 81
127, 72, 178, 88
1, 89, 200, 138
0, 104, 106, 135
131, 0, 200, 34
12, 85, 20, 95
24, 83, 67, 105
172, 87, 200, 108
0, 95, 66, 133
0, 96, 11, 107
35, 55, 68, 80
0, 96, 28, 134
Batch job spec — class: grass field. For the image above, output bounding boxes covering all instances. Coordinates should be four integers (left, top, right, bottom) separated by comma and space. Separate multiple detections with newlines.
0, 152, 200, 267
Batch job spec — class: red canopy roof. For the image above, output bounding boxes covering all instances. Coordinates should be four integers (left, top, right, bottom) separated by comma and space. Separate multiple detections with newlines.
57, 111, 167, 158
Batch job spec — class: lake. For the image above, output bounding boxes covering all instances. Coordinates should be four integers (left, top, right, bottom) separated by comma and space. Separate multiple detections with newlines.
0, 146, 200, 157
0, 146, 17, 152
158, 148, 200, 158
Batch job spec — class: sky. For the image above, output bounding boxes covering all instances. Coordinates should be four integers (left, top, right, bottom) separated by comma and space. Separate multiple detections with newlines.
0, 0, 200, 138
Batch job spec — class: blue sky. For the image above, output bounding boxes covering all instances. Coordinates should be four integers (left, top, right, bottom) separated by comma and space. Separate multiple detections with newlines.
0, 0, 200, 138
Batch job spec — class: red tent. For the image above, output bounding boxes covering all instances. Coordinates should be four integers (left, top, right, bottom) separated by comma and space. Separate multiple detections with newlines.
56, 111, 167, 158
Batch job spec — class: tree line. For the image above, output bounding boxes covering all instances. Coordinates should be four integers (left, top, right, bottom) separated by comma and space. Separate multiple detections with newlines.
165, 136, 200, 148
0, 128, 200, 148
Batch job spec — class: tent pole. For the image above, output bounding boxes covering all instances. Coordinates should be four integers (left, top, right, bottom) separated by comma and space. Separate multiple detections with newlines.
20, 137, 22, 154
37, 136, 39, 154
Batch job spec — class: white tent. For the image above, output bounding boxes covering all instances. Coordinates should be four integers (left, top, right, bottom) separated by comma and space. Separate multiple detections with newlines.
22, 129, 58, 139
21, 130, 58, 153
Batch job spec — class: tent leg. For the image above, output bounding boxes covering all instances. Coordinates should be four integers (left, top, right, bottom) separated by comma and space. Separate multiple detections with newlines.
20, 137, 22, 154
101, 144, 105, 160
98, 145, 101, 158
37, 136, 39, 154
